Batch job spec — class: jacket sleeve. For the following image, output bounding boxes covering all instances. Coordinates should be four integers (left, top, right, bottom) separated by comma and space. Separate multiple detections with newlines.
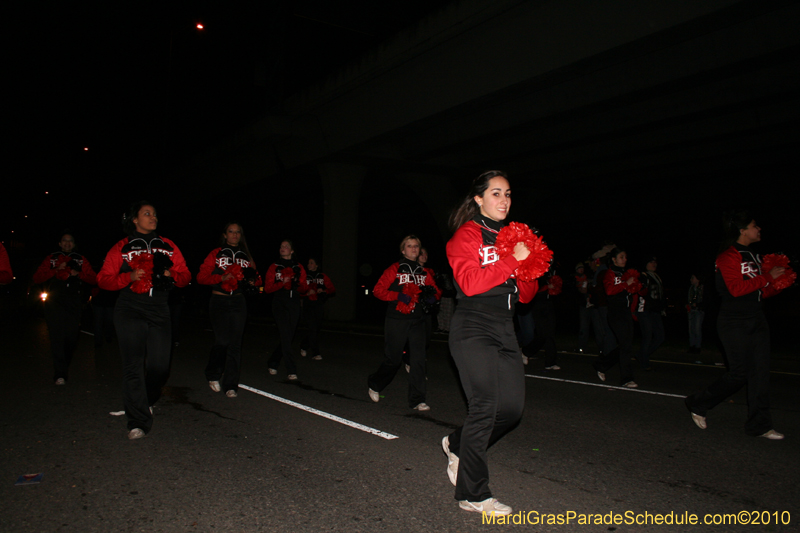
373, 263, 400, 301
262, 264, 281, 294
79, 256, 97, 285
97, 241, 131, 291
32, 256, 54, 284
717, 247, 773, 298
603, 269, 626, 296
164, 239, 191, 288
424, 268, 441, 300
518, 279, 539, 304
0, 244, 12, 284
447, 224, 520, 297
323, 274, 335, 295
297, 265, 308, 293
197, 248, 223, 286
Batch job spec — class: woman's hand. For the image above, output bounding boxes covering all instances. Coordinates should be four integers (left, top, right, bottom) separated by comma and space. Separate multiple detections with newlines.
512, 242, 530, 262
130, 269, 145, 281
769, 266, 785, 279
626, 277, 635, 286
164, 270, 171, 277
221, 272, 232, 282
70, 269, 80, 277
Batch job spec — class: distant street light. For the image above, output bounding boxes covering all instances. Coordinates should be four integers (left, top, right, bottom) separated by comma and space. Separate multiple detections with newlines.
196, 23, 204, 30
84, 147, 89, 151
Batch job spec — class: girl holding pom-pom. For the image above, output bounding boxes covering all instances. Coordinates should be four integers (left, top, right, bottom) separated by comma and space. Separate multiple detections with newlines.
441, 171, 541, 516
595, 248, 638, 388
197, 222, 260, 398
97, 201, 191, 439
685, 212, 788, 439
264, 240, 306, 380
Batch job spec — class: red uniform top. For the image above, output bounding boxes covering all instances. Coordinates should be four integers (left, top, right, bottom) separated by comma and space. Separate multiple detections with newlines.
97, 235, 190, 298
374, 259, 439, 318
263, 259, 307, 299
304, 271, 336, 301
33, 251, 97, 291
716, 243, 782, 315
0, 243, 13, 285
197, 246, 262, 295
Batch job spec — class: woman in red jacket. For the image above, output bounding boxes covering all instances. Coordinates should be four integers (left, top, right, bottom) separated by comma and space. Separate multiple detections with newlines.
441, 170, 537, 516
264, 240, 306, 380
300, 257, 335, 361
197, 222, 260, 398
97, 201, 191, 439
32, 231, 97, 385
685, 211, 788, 439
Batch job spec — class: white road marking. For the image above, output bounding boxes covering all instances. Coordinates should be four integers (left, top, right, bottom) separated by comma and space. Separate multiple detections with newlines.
525, 374, 686, 398
238, 384, 399, 440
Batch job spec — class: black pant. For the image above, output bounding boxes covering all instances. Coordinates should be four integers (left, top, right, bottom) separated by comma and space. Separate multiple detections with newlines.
45, 296, 82, 381
686, 311, 772, 435
446, 307, 525, 502
92, 303, 115, 347
594, 306, 634, 384
268, 297, 301, 374
300, 301, 325, 356
529, 300, 557, 366
114, 294, 172, 434
368, 316, 427, 407
205, 294, 247, 392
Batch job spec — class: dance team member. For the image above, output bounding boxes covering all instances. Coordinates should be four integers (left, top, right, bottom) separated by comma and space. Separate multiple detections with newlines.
97, 201, 190, 439
685, 212, 788, 439
594, 248, 638, 388
33, 232, 97, 385
300, 257, 335, 361
265, 240, 306, 380
686, 273, 705, 354
636, 256, 665, 371
368, 235, 438, 411
442, 170, 538, 515
197, 222, 260, 398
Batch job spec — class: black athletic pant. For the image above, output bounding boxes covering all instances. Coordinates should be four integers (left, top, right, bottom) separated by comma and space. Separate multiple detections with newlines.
686, 311, 772, 435
45, 296, 82, 381
529, 300, 557, 366
268, 297, 301, 374
368, 316, 427, 407
114, 293, 172, 434
446, 306, 525, 502
205, 294, 247, 393
594, 306, 634, 385
300, 301, 325, 356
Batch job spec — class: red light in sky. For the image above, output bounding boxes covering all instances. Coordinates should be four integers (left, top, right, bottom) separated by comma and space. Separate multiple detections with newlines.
84, 147, 88, 151
196, 23, 204, 30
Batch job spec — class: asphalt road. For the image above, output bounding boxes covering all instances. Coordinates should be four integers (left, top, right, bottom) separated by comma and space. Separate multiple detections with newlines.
1, 311, 798, 532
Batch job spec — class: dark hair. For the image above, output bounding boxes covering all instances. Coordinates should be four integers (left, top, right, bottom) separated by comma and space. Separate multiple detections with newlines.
606, 247, 626, 265
719, 209, 754, 253
280, 239, 295, 259
122, 200, 156, 236
59, 230, 75, 242
307, 257, 320, 270
449, 170, 508, 231
643, 255, 657, 268
220, 221, 256, 269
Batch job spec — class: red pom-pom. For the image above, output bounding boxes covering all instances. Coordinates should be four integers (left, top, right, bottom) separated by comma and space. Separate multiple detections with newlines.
54, 255, 71, 281
494, 222, 553, 281
762, 254, 796, 291
622, 269, 641, 294
128, 253, 154, 294
221, 263, 244, 292
547, 274, 563, 296
396, 282, 422, 314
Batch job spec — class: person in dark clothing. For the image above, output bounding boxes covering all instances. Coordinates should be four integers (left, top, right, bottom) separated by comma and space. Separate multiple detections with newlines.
685, 212, 788, 440
635, 256, 665, 370
97, 201, 191, 440
265, 240, 306, 380
368, 235, 438, 410
528, 271, 560, 370
593, 248, 638, 388
300, 257, 335, 361
33, 232, 97, 384
441, 171, 539, 516
197, 222, 261, 397
686, 273, 705, 354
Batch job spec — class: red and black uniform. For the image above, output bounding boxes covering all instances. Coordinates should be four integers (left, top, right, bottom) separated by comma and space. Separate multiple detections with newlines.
369, 256, 439, 407
198, 246, 261, 393
593, 265, 635, 385
264, 258, 307, 376
444, 215, 538, 503
97, 232, 190, 435
300, 270, 336, 358
33, 250, 97, 381
529, 272, 559, 367
0, 242, 12, 285
686, 243, 784, 436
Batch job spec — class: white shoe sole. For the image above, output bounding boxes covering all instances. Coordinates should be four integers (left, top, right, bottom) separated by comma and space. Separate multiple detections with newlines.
442, 436, 458, 486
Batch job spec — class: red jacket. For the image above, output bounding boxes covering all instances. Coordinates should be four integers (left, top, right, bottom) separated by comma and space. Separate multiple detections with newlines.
97, 235, 190, 298
0, 243, 13, 285
374, 258, 438, 318
197, 246, 262, 295
716, 244, 780, 314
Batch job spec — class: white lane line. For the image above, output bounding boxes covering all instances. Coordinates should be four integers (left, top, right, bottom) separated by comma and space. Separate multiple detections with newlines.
525, 374, 686, 398
238, 384, 399, 440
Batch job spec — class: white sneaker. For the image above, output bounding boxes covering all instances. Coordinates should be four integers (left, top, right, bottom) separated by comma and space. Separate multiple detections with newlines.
690, 412, 707, 430
413, 403, 430, 411
312, 355, 322, 361
209, 381, 221, 393
597, 371, 606, 382
760, 429, 784, 440
226, 390, 237, 398
127, 428, 145, 440
623, 381, 638, 388
55, 378, 66, 385
544, 365, 561, 370
441, 436, 458, 486
521, 355, 529, 365
405, 364, 410, 373
300, 349, 307, 357
268, 368, 277, 375
459, 497, 512, 515
287, 374, 298, 381
369, 388, 380, 402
